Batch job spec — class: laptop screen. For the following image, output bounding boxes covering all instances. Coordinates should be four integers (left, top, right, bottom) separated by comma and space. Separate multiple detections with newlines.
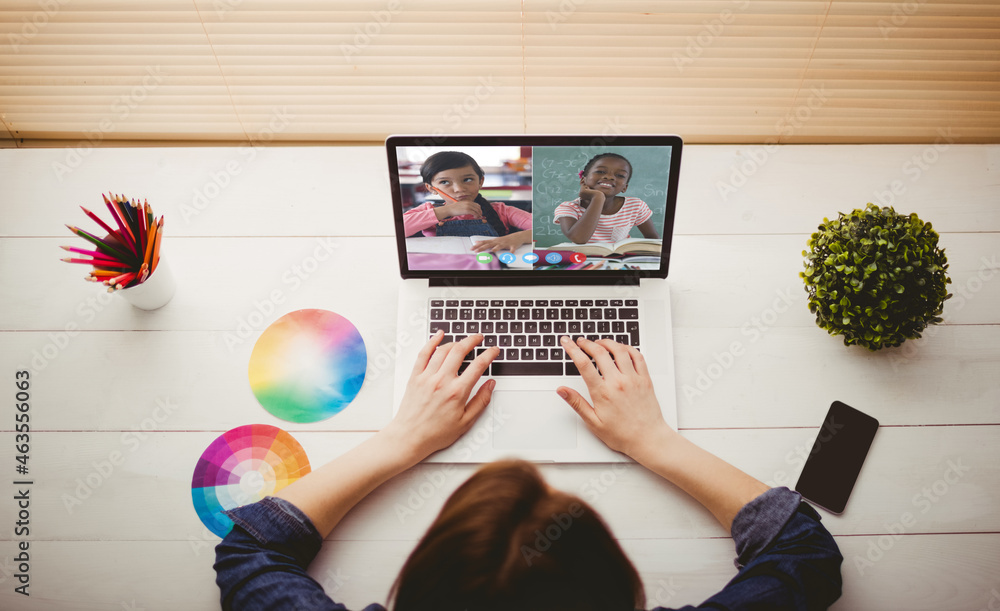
387, 135, 681, 280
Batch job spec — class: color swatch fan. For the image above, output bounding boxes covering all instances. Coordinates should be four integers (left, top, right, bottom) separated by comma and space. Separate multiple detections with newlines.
249, 309, 367, 423
191, 424, 311, 538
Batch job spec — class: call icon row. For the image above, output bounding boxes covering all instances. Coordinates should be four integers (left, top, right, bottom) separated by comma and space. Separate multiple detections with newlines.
479, 251, 587, 266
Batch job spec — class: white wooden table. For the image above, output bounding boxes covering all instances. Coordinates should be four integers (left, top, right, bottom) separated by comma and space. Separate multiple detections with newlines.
0, 144, 997, 611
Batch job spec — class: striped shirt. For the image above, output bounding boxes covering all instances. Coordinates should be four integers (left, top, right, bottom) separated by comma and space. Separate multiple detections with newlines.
553, 197, 653, 243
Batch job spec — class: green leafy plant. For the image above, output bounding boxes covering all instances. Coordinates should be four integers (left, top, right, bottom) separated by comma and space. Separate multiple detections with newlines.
801, 203, 951, 350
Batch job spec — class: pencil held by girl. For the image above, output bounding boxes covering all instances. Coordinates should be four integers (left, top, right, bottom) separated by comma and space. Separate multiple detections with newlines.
554, 153, 660, 245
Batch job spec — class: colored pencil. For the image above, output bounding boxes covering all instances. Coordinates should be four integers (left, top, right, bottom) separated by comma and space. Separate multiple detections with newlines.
60, 247, 124, 267
142, 213, 158, 268
140, 201, 149, 256
150, 216, 163, 272
61, 245, 112, 258
105, 270, 137, 286
80, 206, 123, 242
137, 200, 150, 260
65, 225, 135, 261
130, 199, 141, 257
125, 197, 143, 258
77, 249, 122, 263
103, 194, 133, 250
122, 194, 136, 226
61, 257, 131, 268
66, 194, 166, 290
429, 185, 459, 203
124, 195, 137, 228
120, 195, 140, 256
108, 195, 138, 253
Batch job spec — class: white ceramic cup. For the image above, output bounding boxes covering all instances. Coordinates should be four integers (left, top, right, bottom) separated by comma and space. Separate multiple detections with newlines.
116, 259, 176, 310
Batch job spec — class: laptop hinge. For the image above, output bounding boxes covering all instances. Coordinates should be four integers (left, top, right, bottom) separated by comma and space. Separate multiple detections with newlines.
429, 276, 640, 287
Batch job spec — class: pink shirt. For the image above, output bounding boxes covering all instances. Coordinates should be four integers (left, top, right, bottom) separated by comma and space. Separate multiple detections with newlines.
553, 197, 653, 243
403, 201, 531, 237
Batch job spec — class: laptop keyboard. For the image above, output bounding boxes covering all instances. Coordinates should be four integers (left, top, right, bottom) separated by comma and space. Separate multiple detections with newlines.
428, 299, 640, 376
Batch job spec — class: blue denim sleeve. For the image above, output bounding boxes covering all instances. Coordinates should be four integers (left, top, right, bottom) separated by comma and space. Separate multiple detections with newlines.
213, 496, 387, 611
651, 487, 843, 611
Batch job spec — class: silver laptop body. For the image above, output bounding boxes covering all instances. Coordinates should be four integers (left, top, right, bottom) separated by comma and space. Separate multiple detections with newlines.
388, 135, 681, 463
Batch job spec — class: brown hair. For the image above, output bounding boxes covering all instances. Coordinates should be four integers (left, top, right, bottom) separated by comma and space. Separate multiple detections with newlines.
389, 460, 645, 611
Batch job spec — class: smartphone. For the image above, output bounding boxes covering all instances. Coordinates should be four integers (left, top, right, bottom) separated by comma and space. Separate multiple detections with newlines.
794, 401, 879, 514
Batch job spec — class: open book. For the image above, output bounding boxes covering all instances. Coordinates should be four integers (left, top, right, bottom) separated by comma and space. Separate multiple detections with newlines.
548, 237, 662, 257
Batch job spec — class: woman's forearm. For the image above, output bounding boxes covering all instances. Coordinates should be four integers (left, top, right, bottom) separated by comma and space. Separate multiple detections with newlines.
632, 428, 770, 531
274, 429, 420, 538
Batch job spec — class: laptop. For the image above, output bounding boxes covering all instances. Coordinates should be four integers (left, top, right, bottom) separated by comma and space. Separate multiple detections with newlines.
388, 135, 681, 462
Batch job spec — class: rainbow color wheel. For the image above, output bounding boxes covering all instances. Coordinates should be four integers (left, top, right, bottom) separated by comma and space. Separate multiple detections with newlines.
191, 424, 311, 538
249, 309, 367, 423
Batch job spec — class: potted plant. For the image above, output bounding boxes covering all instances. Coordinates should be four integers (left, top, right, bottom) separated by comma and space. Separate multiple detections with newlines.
801, 203, 951, 351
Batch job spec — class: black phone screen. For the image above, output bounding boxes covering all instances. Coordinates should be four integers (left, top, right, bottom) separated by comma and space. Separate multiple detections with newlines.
794, 401, 879, 514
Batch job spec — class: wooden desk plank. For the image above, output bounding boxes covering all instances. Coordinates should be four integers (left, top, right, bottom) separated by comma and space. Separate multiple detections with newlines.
0, 236, 401, 332
0, 146, 397, 238
1, 324, 996, 431
626, 534, 1000, 611
1, 233, 996, 332
0, 535, 996, 611
1, 145, 997, 238
676, 144, 1000, 235
669, 233, 1000, 328
4, 428, 995, 543
674, 326, 1000, 428
0, 331, 393, 432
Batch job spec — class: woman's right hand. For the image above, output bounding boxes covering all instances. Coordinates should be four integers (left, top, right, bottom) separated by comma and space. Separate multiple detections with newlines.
556, 336, 676, 458
435, 200, 483, 220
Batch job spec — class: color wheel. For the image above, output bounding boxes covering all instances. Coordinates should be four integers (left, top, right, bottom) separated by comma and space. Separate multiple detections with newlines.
191, 424, 311, 538
249, 309, 367, 423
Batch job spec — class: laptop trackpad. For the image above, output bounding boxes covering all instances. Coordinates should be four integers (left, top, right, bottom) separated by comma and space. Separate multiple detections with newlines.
491, 391, 578, 450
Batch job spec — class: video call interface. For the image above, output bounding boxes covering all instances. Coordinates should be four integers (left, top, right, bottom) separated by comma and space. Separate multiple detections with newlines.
397, 144, 673, 272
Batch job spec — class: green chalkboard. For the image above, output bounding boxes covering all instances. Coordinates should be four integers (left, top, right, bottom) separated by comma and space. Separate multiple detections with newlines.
531, 145, 673, 248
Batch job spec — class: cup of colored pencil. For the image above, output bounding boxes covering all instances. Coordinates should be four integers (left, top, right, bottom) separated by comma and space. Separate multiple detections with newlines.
62, 193, 176, 310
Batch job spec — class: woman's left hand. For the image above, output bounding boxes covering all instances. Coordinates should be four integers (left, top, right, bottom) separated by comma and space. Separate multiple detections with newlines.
471, 230, 530, 253
382, 332, 499, 462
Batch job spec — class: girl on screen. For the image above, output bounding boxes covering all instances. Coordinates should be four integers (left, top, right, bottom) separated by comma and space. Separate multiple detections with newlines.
403, 151, 531, 254
554, 153, 660, 244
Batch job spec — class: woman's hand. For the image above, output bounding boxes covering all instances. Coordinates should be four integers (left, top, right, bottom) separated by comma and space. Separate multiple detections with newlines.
382, 332, 499, 462
470, 230, 531, 253
556, 336, 676, 459
274, 332, 498, 538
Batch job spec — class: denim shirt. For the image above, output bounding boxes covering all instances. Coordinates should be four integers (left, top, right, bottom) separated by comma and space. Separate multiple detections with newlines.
214, 487, 842, 610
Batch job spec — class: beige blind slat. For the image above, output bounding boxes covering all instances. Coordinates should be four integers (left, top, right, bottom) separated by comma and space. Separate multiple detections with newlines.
1, 0, 998, 144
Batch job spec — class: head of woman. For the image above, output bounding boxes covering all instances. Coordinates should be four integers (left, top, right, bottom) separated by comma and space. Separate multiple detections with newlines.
420, 151, 486, 203
390, 459, 644, 611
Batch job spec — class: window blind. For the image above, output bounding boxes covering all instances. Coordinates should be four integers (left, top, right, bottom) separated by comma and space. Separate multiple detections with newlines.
1, 0, 997, 145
